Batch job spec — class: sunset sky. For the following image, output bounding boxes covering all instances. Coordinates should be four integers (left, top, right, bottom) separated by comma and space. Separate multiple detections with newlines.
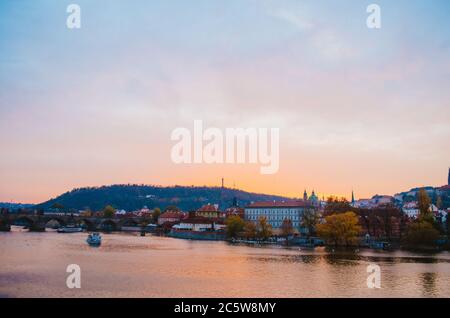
1, 0, 449, 203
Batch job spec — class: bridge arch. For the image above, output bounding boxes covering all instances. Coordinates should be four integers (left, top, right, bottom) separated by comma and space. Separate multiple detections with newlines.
45, 217, 67, 228
0, 217, 10, 230
13, 216, 35, 228
120, 218, 139, 227
80, 218, 96, 231
99, 219, 117, 232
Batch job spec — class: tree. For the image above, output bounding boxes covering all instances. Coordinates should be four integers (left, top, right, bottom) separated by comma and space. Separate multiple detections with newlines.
51, 203, 64, 211
324, 197, 352, 216
103, 205, 116, 218
281, 218, 294, 238
417, 189, 431, 218
83, 208, 93, 217
281, 218, 294, 245
436, 196, 443, 210
244, 221, 257, 239
403, 220, 439, 247
225, 215, 245, 238
257, 216, 272, 241
301, 208, 320, 236
317, 211, 362, 247
416, 189, 442, 234
447, 215, 450, 235
357, 205, 402, 240
152, 208, 161, 224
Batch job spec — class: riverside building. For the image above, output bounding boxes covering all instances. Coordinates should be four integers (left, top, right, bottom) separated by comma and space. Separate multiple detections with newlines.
244, 200, 316, 234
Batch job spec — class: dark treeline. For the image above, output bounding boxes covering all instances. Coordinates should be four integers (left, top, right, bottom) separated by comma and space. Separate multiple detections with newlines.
33, 184, 289, 212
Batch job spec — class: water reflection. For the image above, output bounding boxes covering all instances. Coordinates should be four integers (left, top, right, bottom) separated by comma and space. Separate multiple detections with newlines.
421, 273, 437, 297
250, 254, 321, 265
0, 227, 449, 298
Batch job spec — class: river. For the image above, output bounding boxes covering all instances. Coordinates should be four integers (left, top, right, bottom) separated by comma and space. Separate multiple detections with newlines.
0, 226, 449, 297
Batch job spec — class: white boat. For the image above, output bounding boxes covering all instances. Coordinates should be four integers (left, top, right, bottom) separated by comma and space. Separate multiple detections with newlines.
87, 232, 102, 246
57, 225, 83, 233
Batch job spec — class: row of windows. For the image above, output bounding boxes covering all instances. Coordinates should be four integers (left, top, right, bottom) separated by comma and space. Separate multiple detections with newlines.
246, 208, 304, 214
246, 215, 300, 221
270, 221, 300, 228
245, 220, 301, 228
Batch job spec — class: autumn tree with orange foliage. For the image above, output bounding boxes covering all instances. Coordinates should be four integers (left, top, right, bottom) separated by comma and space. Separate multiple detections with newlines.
317, 211, 362, 247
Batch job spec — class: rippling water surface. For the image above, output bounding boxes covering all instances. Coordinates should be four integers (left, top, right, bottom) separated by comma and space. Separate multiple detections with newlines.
1, 226, 449, 297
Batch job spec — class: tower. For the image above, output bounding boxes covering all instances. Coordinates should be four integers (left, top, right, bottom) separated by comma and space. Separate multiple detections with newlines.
221, 177, 224, 188
448, 168, 450, 185
309, 190, 319, 206
303, 189, 308, 201
351, 190, 355, 204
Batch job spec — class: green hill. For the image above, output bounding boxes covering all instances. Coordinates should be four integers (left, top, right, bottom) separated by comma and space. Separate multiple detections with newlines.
35, 184, 291, 212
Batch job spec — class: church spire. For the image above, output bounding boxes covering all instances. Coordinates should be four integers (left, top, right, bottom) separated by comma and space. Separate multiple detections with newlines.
351, 190, 355, 203
303, 189, 308, 201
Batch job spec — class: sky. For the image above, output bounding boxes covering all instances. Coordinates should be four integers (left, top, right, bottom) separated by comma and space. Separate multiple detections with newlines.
0, 0, 449, 203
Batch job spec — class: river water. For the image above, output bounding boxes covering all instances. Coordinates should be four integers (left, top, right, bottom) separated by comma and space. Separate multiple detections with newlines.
0, 226, 449, 298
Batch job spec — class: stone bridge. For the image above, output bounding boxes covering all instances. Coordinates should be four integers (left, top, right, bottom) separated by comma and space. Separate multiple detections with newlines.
0, 214, 149, 232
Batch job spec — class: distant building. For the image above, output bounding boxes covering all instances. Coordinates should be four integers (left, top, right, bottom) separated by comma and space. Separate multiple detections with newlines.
352, 198, 372, 209
395, 186, 436, 202
308, 190, 319, 207
435, 209, 448, 224
402, 201, 439, 219
173, 217, 225, 232
352, 195, 394, 209
43, 210, 68, 216
158, 211, 185, 225
115, 209, 127, 216
393, 193, 404, 202
438, 184, 450, 193
225, 206, 245, 219
195, 204, 225, 219
132, 206, 153, 217
402, 201, 420, 218
372, 195, 394, 205
244, 200, 315, 234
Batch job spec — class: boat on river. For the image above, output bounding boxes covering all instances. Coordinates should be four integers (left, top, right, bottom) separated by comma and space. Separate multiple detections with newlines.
86, 232, 102, 246
57, 225, 83, 233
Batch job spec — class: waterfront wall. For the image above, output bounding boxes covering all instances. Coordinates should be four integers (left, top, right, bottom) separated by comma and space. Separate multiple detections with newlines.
168, 229, 226, 241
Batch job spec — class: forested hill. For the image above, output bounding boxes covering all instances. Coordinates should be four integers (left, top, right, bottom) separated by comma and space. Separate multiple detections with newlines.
35, 184, 291, 212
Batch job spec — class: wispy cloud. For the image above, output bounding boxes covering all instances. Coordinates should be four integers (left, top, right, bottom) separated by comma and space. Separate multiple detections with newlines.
265, 3, 356, 61
269, 8, 314, 31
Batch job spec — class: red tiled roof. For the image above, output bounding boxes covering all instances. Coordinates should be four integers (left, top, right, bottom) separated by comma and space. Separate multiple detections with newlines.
159, 211, 184, 219
197, 204, 219, 212
246, 200, 313, 208
439, 185, 450, 190
226, 207, 244, 213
